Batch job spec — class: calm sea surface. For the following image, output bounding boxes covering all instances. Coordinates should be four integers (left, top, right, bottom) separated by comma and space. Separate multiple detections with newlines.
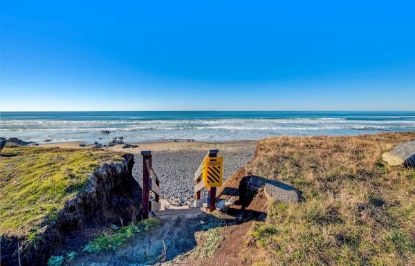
1, 111, 415, 143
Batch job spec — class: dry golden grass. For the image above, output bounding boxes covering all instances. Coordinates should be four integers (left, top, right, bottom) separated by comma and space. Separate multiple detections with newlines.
246, 132, 415, 265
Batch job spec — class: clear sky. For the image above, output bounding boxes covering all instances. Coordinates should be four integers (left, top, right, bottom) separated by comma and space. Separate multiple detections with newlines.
1, 0, 414, 111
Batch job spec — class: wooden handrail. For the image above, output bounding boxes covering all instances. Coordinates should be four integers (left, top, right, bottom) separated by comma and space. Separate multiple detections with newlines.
150, 179, 161, 196
194, 179, 205, 193
141, 150, 161, 218
145, 160, 160, 184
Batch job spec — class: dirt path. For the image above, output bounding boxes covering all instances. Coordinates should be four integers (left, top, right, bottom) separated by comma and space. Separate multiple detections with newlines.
71, 210, 228, 265
167, 192, 269, 266
70, 148, 265, 266
71, 191, 267, 266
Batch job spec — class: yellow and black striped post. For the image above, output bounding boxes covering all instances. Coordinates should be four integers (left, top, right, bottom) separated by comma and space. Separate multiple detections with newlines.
207, 150, 218, 211
202, 157, 223, 188
194, 149, 223, 211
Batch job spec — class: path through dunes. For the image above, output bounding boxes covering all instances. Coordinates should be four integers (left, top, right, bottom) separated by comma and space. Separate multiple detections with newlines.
132, 144, 255, 206
69, 179, 269, 266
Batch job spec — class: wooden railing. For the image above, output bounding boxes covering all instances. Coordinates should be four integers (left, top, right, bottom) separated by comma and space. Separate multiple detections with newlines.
141, 151, 161, 219
140, 149, 222, 218
194, 149, 219, 211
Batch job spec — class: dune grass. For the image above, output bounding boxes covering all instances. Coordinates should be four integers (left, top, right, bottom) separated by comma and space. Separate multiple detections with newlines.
0, 147, 123, 238
246, 132, 415, 265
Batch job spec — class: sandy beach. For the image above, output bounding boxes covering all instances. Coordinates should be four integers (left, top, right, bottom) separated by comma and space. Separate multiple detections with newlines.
40, 140, 257, 153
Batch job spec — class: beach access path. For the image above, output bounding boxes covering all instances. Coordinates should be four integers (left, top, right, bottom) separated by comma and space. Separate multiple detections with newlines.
40, 140, 257, 206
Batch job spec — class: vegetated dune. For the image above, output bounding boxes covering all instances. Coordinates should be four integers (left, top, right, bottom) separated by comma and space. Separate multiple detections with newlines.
0, 147, 140, 265
230, 132, 415, 265
0, 147, 124, 238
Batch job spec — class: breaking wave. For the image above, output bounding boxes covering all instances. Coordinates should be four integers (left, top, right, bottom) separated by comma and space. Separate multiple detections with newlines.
1, 112, 415, 143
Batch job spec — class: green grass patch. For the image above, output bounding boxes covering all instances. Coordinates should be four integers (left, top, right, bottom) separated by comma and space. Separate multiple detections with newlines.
389, 229, 415, 255
83, 218, 160, 253
0, 147, 122, 237
251, 223, 278, 247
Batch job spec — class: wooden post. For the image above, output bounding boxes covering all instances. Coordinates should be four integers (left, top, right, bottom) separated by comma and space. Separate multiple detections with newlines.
155, 174, 160, 204
207, 149, 218, 211
209, 187, 216, 211
141, 150, 152, 219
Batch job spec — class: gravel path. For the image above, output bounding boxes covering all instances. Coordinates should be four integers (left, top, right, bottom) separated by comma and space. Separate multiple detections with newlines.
133, 146, 255, 206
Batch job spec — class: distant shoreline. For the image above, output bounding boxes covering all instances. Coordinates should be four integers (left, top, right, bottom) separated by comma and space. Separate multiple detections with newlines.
2, 110, 415, 144
38, 139, 258, 153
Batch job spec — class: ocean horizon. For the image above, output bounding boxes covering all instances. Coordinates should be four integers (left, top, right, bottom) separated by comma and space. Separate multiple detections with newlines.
1, 111, 415, 144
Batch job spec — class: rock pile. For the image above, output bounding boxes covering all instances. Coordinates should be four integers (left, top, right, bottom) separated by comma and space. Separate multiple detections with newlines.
109, 137, 125, 146
3, 137, 36, 147
91, 141, 103, 148
123, 143, 138, 149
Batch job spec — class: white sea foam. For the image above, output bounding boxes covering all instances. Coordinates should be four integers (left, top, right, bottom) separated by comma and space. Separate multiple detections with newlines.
1, 117, 414, 143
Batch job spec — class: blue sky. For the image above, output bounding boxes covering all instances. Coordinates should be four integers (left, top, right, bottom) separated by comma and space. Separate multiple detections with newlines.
1, 0, 414, 111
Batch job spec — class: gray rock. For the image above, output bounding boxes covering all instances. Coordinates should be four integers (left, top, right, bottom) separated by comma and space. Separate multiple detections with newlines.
239, 175, 302, 205
5, 137, 34, 147
382, 140, 415, 167
101, 130, 111, 135
109, 137, 125, 145
122, 144, 138, 149
0, 137, 6, 151
90, 142, 103, 148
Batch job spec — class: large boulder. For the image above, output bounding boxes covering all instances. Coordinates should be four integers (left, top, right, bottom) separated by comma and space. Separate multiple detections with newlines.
0, 137, 6, 151
382, 140, 415, 167
239, 175, 302, 208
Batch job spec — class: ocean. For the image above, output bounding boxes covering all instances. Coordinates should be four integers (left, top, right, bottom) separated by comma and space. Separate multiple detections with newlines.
1, 111, 415, 144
